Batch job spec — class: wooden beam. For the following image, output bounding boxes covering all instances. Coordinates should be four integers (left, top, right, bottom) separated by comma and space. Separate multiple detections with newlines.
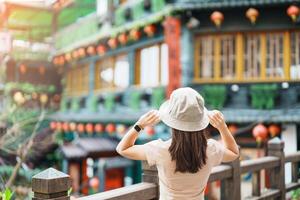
260, 33, 267, 79
194, 37, 200, 80
214, 35, 221, 80
236, 33, 244, 81
283, 31, 291, 80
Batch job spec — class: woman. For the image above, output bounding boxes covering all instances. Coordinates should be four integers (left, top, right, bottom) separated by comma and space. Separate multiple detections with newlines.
116, 87, 239, 200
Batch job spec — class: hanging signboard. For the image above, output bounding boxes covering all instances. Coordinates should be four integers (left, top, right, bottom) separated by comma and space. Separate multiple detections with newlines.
164, 17, 182, 97
0, 32, 12, 53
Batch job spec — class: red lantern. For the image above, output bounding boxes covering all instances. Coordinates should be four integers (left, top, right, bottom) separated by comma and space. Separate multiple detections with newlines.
97, 45, 106, 55
78, 48, 86, 57
118, 33, 128, 45
56, 122, 62, 131
246, 8, 259, 24
228, 124, 238, 135
287, 5, 300, 22
19, 64, 27, 74
89, 177, 99, 191
268, 124, 281, 137
87, 46, 96, 55
77, 123, 85, 133
144, 25, 156, 37
62, 122, 70, 132
129, 29, 141, 41
106, 123, 115, 134
145, 126, 155, 136
39, 66, 46, 75
252, 124, 268, 144
94, 123, 104, 133
65, 53, 72, 62
108, 38, 118, 49
69, 122, 77, 132
85, 123, 94, 134
59, 56, 65, 65
50, 122, 56, 130
210, 11, 224, 27
72, 50, 79, 59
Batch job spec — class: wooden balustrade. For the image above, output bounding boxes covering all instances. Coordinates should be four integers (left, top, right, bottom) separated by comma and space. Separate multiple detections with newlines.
32, 137, 300, 200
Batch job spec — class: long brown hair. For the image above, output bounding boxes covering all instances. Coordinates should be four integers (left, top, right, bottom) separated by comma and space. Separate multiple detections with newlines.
168, 128, 208, 173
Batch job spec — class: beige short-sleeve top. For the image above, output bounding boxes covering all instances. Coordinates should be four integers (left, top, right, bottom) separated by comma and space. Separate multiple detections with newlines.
144, 138, 225, 200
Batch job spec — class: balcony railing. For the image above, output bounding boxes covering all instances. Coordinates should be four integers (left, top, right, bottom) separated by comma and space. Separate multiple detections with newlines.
31, 137, 300, 200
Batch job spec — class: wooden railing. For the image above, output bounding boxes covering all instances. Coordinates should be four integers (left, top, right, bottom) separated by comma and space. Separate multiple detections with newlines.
31, 137, 300, 200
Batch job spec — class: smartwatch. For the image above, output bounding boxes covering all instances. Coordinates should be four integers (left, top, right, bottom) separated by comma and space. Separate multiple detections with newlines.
134, 124, 143, 132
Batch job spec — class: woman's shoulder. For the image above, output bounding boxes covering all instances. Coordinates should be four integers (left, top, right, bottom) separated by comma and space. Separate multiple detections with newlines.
207, 138, 224, 154
145, 138, 171, 149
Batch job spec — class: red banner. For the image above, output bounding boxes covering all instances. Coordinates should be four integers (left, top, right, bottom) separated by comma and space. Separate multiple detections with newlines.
164, 17, 181, 97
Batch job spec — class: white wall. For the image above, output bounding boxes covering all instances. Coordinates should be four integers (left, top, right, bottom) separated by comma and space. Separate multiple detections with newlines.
281, 124, 297, 183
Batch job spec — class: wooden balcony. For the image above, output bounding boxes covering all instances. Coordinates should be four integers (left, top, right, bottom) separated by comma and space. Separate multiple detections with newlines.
31, 137, 300, 200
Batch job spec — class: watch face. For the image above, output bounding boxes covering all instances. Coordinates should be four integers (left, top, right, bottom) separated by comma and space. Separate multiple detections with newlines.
134, 125, 141, 132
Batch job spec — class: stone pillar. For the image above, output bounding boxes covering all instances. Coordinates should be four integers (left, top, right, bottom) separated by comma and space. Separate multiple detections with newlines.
32, 168, 71, 200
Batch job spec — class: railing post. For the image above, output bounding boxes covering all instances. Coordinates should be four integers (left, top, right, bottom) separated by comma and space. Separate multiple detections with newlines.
32, 168, 71, 200
142, 161, 159, 199
267, 137, 285, 200
221, 156, 241, 200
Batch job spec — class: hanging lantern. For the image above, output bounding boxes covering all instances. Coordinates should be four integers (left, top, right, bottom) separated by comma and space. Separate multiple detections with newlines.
62, 122, 70, 132
210, 11, 224, 27
144, 24, 156, 37
89, 177, 100, 191
56, 122, 62, 131
252, 124, 268, 144
246, 8, 259, 24
268, 124, 281, 137
69, 122, 77, 132
228, 124, 238, 135
65, 53, 72, 62
72, 50, 79, 59
108, 38, 118, 49
97, 45, 106, 55
77, 123, 85, 133
106, 123, 115, 134
78, 48, 86, 57
87, 46, 96, 55
85, 123, 94, 134
129, 29, 141, 41
50, 122, 57, 130
19, 64, 27, 74
145, 126, 155, 136
39, 66, 46, 75
287, 5, 300, 22
40, 94, 48, 105
94, 123, 104, 133
116, 124, 127, 135
53, 57, 59, 65
118, 33, 128, 45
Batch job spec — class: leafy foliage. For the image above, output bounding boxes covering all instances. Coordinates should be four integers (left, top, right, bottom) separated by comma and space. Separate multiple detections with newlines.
0, 188, 13, 200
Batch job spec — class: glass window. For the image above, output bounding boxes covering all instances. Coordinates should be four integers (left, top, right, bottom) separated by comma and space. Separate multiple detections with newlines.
291, 32, 300, 79
220, 35, 236, 79
94, 54, 129, 90
266, 33, 284, 78
137, 43, 168, 87
198, 36, 214, 78
65, 64, 89, 95
244, 34, 261, 78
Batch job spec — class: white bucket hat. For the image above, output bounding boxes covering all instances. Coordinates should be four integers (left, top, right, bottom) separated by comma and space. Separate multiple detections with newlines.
159, 87, 209, 132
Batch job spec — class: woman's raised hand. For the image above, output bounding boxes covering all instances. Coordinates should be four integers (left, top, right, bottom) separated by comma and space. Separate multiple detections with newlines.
136, 110, 160, 128
208, 110, 227, 130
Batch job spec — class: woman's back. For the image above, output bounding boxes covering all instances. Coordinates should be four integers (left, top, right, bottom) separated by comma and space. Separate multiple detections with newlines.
144, 138, 224, 200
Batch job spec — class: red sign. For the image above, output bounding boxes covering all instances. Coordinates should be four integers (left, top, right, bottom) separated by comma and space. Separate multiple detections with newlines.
164, 17, 181, 97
